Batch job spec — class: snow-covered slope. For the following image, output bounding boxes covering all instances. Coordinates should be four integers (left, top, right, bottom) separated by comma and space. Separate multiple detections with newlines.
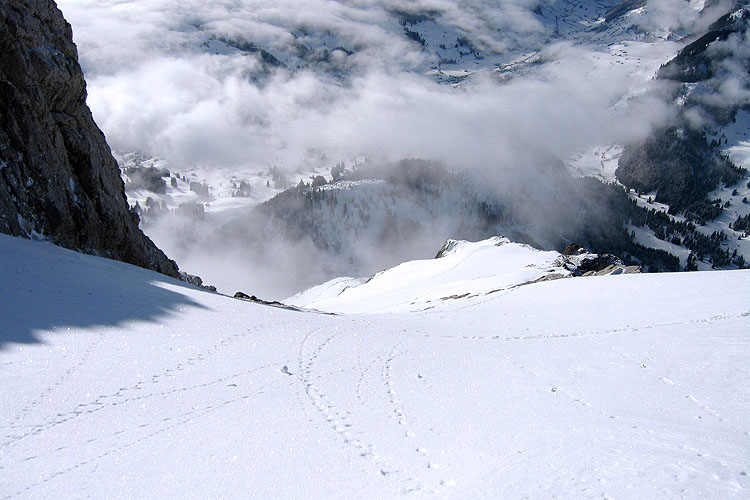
287, 237, 636, 314
2, 233, 749, 499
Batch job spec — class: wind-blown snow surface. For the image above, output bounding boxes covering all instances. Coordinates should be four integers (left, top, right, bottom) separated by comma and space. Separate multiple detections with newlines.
288, 237, 580, 314
1, 233, 749, 499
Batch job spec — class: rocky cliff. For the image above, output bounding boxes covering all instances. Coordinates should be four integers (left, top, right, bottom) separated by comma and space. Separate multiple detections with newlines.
0, 0, 179, 277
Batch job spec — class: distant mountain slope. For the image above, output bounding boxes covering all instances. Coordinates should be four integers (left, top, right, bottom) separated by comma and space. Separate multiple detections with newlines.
213, 160, 679, 298
611, 3, 750, 271
657, 4, 749, 84
0, 0, 178, 276
1, 232, 749, 499
617, 3, 749, 213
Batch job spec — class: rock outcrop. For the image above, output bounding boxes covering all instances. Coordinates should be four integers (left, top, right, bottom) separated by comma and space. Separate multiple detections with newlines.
557, 242, 642, 276
0, 0, 179, 277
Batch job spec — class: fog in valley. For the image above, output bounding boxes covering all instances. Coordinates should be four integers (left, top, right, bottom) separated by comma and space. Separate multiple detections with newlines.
57, 0, 736, 298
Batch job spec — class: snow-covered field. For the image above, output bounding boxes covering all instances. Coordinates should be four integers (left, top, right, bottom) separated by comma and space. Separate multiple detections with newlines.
2, 233, 749, 499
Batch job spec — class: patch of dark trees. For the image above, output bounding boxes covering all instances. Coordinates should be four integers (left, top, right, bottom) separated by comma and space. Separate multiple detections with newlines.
390, 9, 438, 26
227, 159, 696, 274
732, 213, 750, 233
616, 4, 748, 235
601, 0, 647, 24
124, 166, 170, 194
627, 202, 747, 269
403, 27, 426, 46
616, 127, 746, 216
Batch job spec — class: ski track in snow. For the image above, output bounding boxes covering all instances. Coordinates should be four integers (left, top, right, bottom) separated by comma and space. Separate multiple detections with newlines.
1, 323, 300, 500
293, 325, 460, 495
1, 322, 288, 451
4, 380, 287, 500
1, 330, 105, 433
270, 309, 749, 497
1, 235, 749, 499
4, 310, 749, 498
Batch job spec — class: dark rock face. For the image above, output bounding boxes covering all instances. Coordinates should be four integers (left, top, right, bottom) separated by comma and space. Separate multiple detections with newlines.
562, 242, 584, 256
0, 0, 179, 277
573, 253, 623, 274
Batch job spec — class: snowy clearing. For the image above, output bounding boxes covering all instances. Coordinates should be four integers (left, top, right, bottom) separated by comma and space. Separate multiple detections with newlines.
1, 233, 749, 499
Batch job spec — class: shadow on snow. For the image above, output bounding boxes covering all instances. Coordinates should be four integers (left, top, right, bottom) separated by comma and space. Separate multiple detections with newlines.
0, 234, 208, 350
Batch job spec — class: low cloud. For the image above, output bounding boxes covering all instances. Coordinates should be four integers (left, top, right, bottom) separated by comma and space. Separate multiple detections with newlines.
59, 0, 682, 172
56, 0, 722, 296
639, 0, 735, 35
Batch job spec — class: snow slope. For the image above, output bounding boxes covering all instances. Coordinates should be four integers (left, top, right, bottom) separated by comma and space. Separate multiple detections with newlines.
1, 233, 749, 499
286, 237, 630, 314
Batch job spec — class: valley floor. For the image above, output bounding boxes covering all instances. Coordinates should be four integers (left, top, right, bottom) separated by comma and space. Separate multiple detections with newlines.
1, 234, 748, 499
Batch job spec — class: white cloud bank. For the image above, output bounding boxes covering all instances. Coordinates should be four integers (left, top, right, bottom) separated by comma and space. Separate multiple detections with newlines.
55, 0, 728, 296
57, 0, 699, 172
